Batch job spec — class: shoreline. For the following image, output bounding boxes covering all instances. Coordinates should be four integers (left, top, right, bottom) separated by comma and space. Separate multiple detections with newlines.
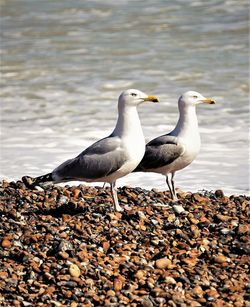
0, 180, 249, 306
0, 175, 248, 198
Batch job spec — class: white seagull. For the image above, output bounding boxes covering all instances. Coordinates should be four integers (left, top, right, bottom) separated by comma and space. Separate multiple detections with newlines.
134, 91, 215, 201
22, 89, 159, 212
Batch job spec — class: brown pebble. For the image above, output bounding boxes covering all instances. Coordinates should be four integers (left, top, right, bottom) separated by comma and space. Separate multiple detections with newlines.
13, 300, 21, 307
155, 258, 171, 269
1, 238, 11, 248
114, 276, 124, 291
102, 241, 110, 251
69, 264, 81, 278
192, 285, 203, 297
72, 188, 81, 199
0, 271, 8, 278
214, 255, 229, 264
135, 270, 146, 280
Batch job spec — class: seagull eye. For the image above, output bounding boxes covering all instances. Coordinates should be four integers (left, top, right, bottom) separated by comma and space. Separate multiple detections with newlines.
193, 95, 198, 99
131, 93, 137, 97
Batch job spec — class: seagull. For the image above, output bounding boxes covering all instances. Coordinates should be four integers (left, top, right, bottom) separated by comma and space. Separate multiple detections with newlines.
22, 89, 159, 212
134, 91, 215, 201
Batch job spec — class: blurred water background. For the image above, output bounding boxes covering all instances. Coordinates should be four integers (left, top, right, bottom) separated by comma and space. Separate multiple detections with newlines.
1, 0, 249, 195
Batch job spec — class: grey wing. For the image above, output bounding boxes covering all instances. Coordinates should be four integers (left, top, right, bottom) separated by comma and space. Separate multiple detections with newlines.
53, 136, 128, 181
136, 134, 185, 171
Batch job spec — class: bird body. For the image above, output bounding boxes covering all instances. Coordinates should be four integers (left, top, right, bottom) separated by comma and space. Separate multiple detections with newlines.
150, 106, 201, 175
135, 91, 215, 200
22, 89, 159, 211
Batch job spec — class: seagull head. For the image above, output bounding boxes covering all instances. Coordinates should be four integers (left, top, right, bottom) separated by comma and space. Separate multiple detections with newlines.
118, 89, 159, 107
179, 91, 215, 107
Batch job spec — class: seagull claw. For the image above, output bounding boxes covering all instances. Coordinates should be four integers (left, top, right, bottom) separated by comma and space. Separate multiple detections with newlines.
114, 204, 124, 212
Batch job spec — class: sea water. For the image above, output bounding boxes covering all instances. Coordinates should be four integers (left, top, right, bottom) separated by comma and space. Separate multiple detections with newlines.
1, 0, 249, 195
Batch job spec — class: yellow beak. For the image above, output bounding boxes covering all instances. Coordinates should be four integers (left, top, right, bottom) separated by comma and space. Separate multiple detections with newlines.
143, 95, 159, 103
202, 98, 216, 104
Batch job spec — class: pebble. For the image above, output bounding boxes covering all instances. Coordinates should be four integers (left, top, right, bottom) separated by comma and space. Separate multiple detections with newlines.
135, 270, 146, 280
214, 255, 229, 264
192, 286, 203, 297
114, 277, 124, 291
155, 258, 172, 269
1, 238, 11, 248
69, 264, 81, 278
215, 189, 225, 198
72, 188, 81, 199
58, 196, 69, 205
173, 204, 185, 214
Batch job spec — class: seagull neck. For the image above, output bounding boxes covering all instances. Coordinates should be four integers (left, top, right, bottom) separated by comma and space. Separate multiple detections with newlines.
112, 105, 142, 138
173, 105, 198, 136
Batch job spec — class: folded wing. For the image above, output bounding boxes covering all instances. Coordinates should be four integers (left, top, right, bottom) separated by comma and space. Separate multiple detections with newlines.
53, 136, 128, 181
136, 134, 185, 171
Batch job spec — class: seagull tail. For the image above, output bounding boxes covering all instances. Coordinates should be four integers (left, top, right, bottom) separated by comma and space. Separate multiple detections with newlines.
22, 173, 53, 189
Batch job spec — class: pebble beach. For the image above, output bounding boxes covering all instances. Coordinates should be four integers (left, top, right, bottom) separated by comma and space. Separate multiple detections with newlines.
0, 180, 249, 306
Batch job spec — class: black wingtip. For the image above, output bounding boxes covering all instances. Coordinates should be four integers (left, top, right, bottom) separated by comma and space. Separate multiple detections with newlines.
133, 165, 142, 173
22, 172, 53, 189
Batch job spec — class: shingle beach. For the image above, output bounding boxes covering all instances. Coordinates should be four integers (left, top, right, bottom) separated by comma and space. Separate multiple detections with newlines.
0, 181, 249, 306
